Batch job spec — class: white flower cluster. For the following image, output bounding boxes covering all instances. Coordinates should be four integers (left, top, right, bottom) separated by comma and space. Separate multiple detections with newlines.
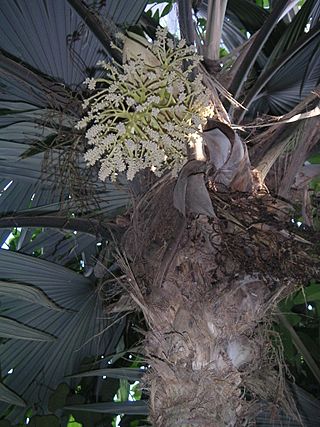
77, 27, 214, 181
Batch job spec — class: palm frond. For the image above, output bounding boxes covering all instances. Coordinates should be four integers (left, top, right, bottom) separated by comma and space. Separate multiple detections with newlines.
0, 0, 110, 87
0, 280, 64, 310
227, 0, 294, 103
240, 22, 320, 119
0, 249, 124, 422
0, 383, 26, 408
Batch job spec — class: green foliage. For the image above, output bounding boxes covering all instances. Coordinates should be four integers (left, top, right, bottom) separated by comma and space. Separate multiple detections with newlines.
160, 2, 173, 18
48, 384, 70, 413
6, 228, 21, 252
308, 153, 320, 165
219, 47, 229, 58
29, 415, 60, 427
255, 0, 269, 9
114, 379, 130, 403
130, 382, 142, 402
278, 283, 320, 396
146, 0, 174, 22
67, 416, 82, 427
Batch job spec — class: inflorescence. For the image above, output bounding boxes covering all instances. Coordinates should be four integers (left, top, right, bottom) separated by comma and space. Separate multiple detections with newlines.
76, 27, 213, 181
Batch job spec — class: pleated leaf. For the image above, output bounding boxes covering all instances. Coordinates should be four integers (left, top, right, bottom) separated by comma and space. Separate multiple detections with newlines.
256, 384, 320, 426
0, 0, 107, 87
0, 280, 64, 311
242, 21, 320, 117
85, 0, 148, 25
0, 316, 56, 341
0, 383, 26, 408
0, 249, 125, 423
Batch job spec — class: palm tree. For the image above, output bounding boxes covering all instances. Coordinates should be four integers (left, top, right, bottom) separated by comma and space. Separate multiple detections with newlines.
0, 0, 319, 426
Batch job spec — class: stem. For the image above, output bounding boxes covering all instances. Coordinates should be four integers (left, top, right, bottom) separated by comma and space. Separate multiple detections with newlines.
205, 0, 228, 61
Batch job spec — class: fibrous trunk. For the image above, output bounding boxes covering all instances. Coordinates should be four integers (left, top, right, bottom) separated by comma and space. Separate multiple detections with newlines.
121, 175, 317, 427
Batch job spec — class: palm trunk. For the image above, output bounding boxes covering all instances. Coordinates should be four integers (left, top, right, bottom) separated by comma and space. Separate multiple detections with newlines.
144, 214, 268, 426
122, 172, 316, 426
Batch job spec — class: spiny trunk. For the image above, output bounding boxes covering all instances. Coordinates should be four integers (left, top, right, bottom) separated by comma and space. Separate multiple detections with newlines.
121, 178, 316, 426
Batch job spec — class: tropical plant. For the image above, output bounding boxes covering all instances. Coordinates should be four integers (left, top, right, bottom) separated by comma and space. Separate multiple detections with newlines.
0, 0, 320, 426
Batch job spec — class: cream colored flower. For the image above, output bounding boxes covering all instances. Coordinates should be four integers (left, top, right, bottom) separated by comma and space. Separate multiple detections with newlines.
78, 27, 214, 181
